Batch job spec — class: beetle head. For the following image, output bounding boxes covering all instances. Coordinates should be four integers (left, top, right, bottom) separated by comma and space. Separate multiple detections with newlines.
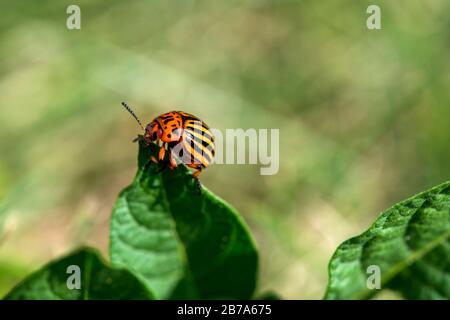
143, 120, 162, 144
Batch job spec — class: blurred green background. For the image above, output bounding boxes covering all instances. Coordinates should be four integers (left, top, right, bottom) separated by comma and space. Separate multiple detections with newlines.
1, 0, 450, 299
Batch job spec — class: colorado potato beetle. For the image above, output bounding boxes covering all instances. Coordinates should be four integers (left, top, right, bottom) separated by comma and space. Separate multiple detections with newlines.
121, 102, 215, 187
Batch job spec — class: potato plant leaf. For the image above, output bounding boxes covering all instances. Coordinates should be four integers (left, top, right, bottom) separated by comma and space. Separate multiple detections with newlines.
325, 181, 450, 299
109, 141, 258, 299
4, 247, 153, 300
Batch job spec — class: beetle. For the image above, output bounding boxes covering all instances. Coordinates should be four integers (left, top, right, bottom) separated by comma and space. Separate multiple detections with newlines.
121, 102, 215, 188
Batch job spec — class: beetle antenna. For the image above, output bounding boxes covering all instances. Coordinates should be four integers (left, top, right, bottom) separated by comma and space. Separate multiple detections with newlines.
121, 102, 144, 131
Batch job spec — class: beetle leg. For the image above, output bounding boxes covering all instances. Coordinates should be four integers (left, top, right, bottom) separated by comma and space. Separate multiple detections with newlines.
133, 134, 144, 143
168, 151, 178, 170
147, 157, 167, 174
192, 168, 202, 179
192, 168, 202, 195
144, 156, 158, 171
158, 144, 166, 161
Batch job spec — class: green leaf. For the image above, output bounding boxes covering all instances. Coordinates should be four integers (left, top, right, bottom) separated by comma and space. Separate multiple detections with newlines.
109, 141, 258, 299
325, 181, 450, 300
4, 247, 153, 300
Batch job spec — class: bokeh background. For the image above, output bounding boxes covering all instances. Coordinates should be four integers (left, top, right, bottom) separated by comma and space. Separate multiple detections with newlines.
1, 0, 450, 299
